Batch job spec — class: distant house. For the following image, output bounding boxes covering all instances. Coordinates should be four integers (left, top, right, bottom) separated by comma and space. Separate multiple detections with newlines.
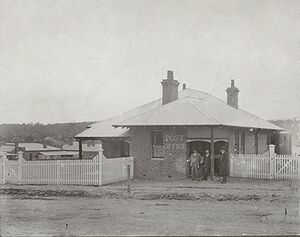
37, 151, 79, 160
13, 143, 62, 160
0, 144, 15, 153
0, 142, 99, 160
0, 142, 62, 160
75, 70, 283, 178
0, 144, 16, 160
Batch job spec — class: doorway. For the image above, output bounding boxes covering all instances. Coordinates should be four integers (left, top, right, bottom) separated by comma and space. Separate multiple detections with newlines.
213, 140, 228, 176
186, 140, 228, 177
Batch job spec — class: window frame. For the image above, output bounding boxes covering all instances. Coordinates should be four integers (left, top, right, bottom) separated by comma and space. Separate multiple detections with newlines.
234, 130, 240, 154
241, 130, 245, 154
151, 130, 164, 159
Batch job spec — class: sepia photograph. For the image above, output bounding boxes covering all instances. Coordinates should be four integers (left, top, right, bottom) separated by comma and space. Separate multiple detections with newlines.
0, 0, 299, 236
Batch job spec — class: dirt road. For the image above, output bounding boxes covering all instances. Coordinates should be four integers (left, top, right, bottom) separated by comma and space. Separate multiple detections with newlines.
1, 178, 299, 236
1, 194, 299, 236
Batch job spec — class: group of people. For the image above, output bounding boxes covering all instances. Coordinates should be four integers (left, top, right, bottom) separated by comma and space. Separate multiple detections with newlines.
187, 147, 228, 184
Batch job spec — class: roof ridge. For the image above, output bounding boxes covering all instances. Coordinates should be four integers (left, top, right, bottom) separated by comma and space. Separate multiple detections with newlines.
186, 97, 221, 124
114, 96, 202, 127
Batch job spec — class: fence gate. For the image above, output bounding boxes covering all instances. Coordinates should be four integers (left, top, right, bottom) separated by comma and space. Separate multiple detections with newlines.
274, 155, 300, 179
230, 145, 300, 180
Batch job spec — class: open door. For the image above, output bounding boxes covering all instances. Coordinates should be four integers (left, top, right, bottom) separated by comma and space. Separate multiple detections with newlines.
213, 141, 228, 176
186, 140, 228, 177
186, 140, 210, 177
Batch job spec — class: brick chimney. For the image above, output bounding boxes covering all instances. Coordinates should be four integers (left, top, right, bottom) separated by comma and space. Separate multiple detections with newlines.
226, 79, 239, 109
161, 70, 179, 105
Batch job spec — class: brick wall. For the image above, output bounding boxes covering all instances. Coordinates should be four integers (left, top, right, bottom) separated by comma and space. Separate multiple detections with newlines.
129, 127, 187, 178
129, 126, 270, 178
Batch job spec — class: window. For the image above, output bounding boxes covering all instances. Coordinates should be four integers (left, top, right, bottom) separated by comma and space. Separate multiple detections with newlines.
234, 130, 240, 154
151, 131, 164, 158
241, 130, 245, 154
29, 153, 32, 160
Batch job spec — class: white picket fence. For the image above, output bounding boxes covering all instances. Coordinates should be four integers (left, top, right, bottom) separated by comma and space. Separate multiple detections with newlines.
274, 154, 299, 180
230, 145, 300, 180
0, 150, 133, 186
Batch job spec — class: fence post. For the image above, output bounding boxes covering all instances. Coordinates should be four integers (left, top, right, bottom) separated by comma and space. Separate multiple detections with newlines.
229, 154, 233, 177
2, 152, 7, 184
269, 144, 275, 179
298, 155, 300, 180
127, 164, 131, 193
57, 161, 61, 185
98, 149, 103, 187
18, 151, 23, 185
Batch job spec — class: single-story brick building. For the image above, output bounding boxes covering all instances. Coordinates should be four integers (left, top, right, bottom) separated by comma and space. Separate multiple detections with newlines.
76, 70, 282, 179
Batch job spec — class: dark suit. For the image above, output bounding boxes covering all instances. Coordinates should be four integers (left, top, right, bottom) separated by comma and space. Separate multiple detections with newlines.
219, 151, 229, 182
203, 153, 210, 180
189, 152, 202, 180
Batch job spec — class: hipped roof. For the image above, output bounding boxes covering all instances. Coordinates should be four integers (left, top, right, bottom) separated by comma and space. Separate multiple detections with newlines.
76, 88, 282, 138
75, 98, 162, 138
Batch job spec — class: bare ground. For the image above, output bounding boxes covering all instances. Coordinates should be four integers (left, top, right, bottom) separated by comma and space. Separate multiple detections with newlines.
0, 178, 299, 236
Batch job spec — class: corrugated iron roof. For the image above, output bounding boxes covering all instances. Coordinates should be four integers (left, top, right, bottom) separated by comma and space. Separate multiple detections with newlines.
76, 88, 282, 138
114, 89, 282, 130
18, 143, 61, 151
38, 151, 79, 156
75, 98, 162, 138
0, 145, 15, 153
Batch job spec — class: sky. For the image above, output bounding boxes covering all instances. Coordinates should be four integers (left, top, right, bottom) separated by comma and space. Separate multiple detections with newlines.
0, 0, 299, 124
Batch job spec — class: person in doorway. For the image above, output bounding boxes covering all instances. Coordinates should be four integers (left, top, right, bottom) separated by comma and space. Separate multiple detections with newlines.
198, 151, 204, 180
202, 149, 210, 180
219, 147, 229, 184
187, 149, 201, 181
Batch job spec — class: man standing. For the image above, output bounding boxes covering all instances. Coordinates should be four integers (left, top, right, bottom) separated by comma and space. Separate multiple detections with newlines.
219, 147, 229, 184
187, 149, 202, 181
202, 149, 210, 180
